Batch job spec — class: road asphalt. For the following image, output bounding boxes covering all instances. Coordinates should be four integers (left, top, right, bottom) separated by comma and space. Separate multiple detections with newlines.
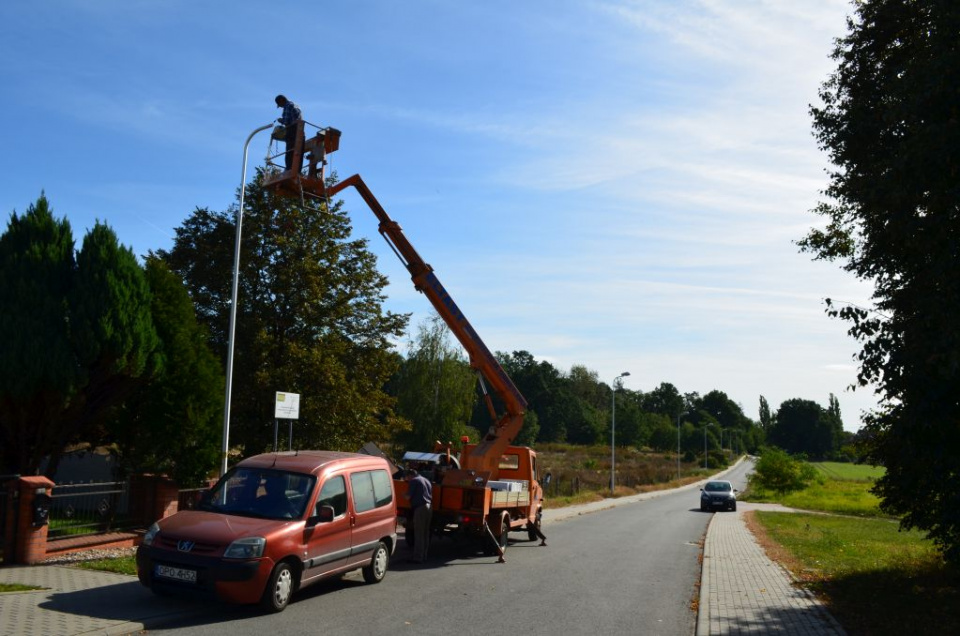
0, 470, 846, 636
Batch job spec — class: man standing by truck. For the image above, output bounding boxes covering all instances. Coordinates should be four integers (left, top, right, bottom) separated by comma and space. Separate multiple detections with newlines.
405, 469, 432, 563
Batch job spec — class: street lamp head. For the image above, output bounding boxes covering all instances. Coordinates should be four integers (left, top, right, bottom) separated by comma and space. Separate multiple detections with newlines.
620, 371, 630, 378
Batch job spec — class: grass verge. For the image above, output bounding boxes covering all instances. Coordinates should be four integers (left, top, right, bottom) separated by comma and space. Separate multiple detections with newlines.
0, 583, 46, 593
749, 510, 959, 635
73, 557, 137, 576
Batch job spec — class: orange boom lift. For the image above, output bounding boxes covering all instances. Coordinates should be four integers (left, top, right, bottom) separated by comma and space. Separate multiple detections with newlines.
263, 122, 546, 561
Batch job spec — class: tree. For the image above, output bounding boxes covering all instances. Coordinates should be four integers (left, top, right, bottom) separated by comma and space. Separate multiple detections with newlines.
700, 390, 749, 431
0, 195, 77, 475
393, 313, 476, 451
160, 173, 408, 457
642, 382, 684, 419
749, 447, 819, 495
0, 196, 159, 476
759, 395, 772, 431
67, 222, 161, 457
799, 1, 960, 562
769, 398, 837, 460
494, 351, 563, 442
108, 257, 224, 485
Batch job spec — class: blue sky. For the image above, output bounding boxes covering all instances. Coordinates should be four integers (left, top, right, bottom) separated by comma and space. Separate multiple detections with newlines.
0, 1, 874, 431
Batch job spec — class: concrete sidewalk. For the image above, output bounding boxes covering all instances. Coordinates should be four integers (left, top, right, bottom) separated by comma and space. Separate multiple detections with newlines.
697, 503, 846, 635
0, 473, 847, 636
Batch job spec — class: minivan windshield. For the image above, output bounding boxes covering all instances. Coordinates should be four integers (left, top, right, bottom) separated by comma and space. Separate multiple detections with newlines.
200, 468, 316, 520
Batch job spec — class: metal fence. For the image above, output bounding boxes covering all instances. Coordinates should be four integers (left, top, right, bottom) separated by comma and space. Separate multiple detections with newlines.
48, 480, 137, 540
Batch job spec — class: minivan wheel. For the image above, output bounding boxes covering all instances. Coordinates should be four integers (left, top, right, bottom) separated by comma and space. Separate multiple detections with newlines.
362, 541, 389, 584
261, 562, 294, 613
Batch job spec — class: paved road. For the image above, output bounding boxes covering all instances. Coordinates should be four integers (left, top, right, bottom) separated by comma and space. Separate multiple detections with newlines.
146, 466, 752, 636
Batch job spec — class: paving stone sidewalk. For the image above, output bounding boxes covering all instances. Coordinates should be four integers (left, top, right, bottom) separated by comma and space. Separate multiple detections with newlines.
697, 504, 847, 635
0, 563, 203, 636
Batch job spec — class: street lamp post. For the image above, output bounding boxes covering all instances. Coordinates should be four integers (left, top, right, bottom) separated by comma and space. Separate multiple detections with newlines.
703, 423, 717, 470
610, 371, 630, 492
676, 411, 689, 483
220, 122, 274, 477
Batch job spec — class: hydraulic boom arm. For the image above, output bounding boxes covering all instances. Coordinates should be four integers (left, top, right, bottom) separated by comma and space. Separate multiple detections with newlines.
323, 174, 527, 474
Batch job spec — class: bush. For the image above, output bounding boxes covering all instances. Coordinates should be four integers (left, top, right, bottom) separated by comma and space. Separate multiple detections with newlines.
749, 447, 819, 494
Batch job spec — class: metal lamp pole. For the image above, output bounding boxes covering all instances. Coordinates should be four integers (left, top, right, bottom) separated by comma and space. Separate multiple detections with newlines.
220, 122, 274, 476
676, 411, 689, 483
703, 423, 716, 470
610, 371, 630, 492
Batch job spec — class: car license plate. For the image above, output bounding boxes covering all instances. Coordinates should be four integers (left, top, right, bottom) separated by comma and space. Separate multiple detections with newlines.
155, 564, 197, 583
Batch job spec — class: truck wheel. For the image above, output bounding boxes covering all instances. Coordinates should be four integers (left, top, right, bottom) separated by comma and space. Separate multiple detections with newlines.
495, 515, 509, 552
260, 561, 294, 613
362, 541, 389, 584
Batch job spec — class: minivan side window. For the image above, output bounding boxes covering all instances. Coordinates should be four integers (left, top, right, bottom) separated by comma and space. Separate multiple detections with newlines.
350, 469, 393, 513
316, 475, 347, 517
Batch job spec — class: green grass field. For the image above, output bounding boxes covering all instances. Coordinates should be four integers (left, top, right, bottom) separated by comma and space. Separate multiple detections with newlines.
745, 462, 886, 517
755, 511, 957, 635
749, 461, 959, 635
810, 462, 884, 481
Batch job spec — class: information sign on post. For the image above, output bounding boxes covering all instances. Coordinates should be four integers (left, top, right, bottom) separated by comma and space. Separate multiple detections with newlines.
275, 392, 300, 419
274, 392, 300, 452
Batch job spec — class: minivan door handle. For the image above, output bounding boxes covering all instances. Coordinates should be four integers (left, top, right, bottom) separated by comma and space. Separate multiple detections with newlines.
350, 514, 357, 527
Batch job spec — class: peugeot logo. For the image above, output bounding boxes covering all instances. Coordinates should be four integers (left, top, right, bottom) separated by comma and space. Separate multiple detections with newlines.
177, 540, 195, 552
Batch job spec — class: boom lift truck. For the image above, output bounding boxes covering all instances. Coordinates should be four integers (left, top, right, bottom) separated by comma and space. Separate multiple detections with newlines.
263, 122, 547, 562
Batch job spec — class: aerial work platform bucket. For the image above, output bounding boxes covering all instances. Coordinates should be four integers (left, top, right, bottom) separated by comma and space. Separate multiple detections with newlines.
263, 123, 341, 199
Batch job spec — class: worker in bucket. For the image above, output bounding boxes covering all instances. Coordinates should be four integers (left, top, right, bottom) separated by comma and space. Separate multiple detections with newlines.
274, 94, 303, 173
405, 468, 433, 563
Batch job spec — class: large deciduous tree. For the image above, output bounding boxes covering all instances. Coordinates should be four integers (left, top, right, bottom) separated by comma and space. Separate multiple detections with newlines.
160, 173, 408, 457
769, 398, 838, 460
799, 1, 960, 562
393, 314, 475, 451
493, 350, 560, 442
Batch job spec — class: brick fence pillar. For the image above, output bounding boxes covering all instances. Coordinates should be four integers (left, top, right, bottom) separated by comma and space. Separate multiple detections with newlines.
154, 477, 179, 522
1, 478, 18, 562
130, 474, 180, 526
15, 476, 55, 565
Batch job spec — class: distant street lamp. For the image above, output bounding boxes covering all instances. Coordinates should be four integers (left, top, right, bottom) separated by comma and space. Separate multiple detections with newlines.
610, 371, 630, 491
221, 122, 274, 477
703, 423, 717, 470
676, 411, 690, 483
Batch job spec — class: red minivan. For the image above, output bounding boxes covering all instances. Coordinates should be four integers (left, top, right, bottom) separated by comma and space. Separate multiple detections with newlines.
136, 451, 397, 612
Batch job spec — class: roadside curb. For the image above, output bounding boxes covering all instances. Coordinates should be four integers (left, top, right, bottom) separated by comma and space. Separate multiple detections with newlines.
695, 512, 715, 636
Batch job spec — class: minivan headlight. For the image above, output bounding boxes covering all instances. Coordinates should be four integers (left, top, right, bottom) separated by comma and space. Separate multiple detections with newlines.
143, 522, 160, 546
224, 537, 266, 559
